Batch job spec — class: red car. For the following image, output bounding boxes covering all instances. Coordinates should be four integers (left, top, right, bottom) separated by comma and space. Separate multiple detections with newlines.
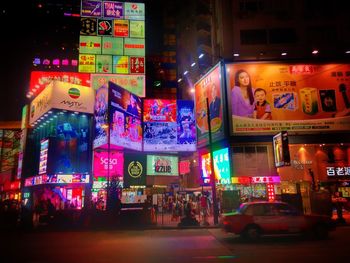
222, 201, 335, 241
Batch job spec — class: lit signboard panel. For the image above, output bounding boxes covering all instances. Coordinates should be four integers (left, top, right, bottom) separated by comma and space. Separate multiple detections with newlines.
103, 1, 123, 18
114, 19, 129, 37
102, 37, 123, 55
81, 0, 102, 18
80, 18, 97, 35
113, 56, 129, 74
96, 55, 113, 73
201, 148, 231, 185
124, 2, 145, 20
91, 74, 145, 97
79, 36, 102, 54
124, 38, 145, 56
98, 19, 113, 36
79, 54, 96, 73
29, 81, 95, 124
93, 151, 124, 177
273, 131, 291, 168
129, 20, 145, 38
38, 139, 49, 174
147, 155, 179, 176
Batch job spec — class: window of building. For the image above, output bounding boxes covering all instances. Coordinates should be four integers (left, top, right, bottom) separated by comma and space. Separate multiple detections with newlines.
306, 26, 337, 44
269, 28, 297, 44
240, 29, 267, 45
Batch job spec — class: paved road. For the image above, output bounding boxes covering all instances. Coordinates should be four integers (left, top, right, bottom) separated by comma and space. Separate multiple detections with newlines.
1, 227, 349, 263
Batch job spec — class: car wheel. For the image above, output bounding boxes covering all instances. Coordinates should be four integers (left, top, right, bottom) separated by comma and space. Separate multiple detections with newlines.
314, 224, 329, 240
243, 225, 261, 241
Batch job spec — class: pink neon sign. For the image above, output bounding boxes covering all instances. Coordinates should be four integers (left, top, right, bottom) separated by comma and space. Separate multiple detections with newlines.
93, 151, 124, 177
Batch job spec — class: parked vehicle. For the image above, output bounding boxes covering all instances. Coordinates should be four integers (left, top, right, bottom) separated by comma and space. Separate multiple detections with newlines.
222, 201, 335, 241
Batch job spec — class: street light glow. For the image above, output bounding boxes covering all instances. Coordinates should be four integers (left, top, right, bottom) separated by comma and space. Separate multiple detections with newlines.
191, 62, 196, 67
184, 70, 189, 75
312, 50, 319, 54
233, 53, 239, 57
198, 53, 204, 59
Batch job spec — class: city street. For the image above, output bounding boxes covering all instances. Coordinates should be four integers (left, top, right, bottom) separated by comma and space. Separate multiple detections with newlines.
1, 226, 349, 263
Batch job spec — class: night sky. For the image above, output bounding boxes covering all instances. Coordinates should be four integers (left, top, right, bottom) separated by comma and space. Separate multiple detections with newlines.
0, 0, 161, 121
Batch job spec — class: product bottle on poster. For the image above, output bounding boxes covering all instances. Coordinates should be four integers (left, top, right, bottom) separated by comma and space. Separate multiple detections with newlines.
300, 88, 319, 115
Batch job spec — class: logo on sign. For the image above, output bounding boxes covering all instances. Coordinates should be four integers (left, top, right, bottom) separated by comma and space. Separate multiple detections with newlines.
68, 88, 80, 99
155, 158, 172, 173
128, 161, 143, 178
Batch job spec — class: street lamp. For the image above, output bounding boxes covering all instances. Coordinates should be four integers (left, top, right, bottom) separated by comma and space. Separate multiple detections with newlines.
205, 98, 219, 225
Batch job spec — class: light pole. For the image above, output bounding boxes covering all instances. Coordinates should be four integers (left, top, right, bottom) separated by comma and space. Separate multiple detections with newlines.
206, 98, 219, 225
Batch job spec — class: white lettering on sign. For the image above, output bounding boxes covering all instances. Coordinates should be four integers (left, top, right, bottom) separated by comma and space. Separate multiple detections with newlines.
100, 157, 118, 170
327, 166, 350, 176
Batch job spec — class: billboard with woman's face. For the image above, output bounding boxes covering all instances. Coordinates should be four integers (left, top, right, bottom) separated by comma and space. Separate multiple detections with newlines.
194, 62, 225, 147
226, 63, 350, 135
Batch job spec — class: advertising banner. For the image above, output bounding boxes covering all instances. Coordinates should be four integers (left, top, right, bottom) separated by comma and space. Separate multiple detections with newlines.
98, 19, 113, 36
29, 81, 95, 124
80, 18, 97, 35
143, 122, 177, 151
38, 139, 49, 175
102, 37, 123, 55
96, 55, 112, 73
103, 1, 123, 18
124, 2, 145, 20
29, 71, 91, 94
94, 85, 109, 149
124, 38, 145, 56
177, 100, 196, 151
91, 74, 145, 97
147, 155, 179, 176
273, 131, 291, 167
93, 151, 124, 177
123, 153, 146, 187
79, 36, 102, 54
143, 99, 176, 122
130, 57, 145, 74
109, 82, 142, 151
113, 56, 129, 74
114, 19, 129, 37
129, 20, 145, 38
79, 54, 96, 73
201, 148, 231, 185
226, 63, 350, 135
81, 0, 102, 18
194, 62, 225, 147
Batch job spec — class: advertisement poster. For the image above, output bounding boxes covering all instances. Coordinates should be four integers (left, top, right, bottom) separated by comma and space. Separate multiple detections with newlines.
96, 55, 112, 73
94, 85, 109, 149
124, 2, 145, 20
177, 100, 196, 151
98, 19, 113, 35
123, 153, 146, 187
113, 56, 129, 74
143, 99, 176, 122
226, 63, 350, 135
273, 131, 291, 167
201, 148, 231, 185
129, 20, 145, 38
114, 19, 129, 37
130, 57, 145, 74
91, 74, 145, 97
80, 18, 97, 35
79, 54, 96, 73
143, 122, 177, 151
79, 36, 102, 54
109, 82, 142, 151
147, 155, 179, 176
38, 139, 49, 175
81, 0, 102, 18
103, 1, 123, 18
124, 38, 145, 56
102, 37, 123, 55
29, 71, 91, 94
48, 117, 91, 175
194, 62, 225, 147
93, 151, 123, 177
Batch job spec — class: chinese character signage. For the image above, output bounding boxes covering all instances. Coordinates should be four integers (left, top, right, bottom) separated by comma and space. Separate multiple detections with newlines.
130, 57, 145, 74
226, 63, 350, 135
79, 36, 102, 54
327, 166, 350, 176
93, 151, 124, 177
124, 2, 145, 20
129, 20, 145, 38
114, 19, 129, 37
79, 54, 96, 73
81, 0, 102, 17
201, 148, 231, 185
194, 62, 225, 147
103, 1, 123, 18
80, 18, 97, 35
102, 37, 123, 55
98, 19, 113, 35
38, 139, 49, 174
124, 38, 145, 56
147, 155, 179, 176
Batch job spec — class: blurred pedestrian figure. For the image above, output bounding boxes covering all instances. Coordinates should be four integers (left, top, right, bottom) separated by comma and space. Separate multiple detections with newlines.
200, 194, 209, 226
332, 191, 347, 223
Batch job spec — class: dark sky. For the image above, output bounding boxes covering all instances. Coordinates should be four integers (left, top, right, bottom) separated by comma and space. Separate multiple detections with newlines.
0, 0, 161, 122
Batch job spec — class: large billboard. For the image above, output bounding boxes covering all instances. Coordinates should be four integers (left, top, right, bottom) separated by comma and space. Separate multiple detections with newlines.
123, 153, 146, 187
143, 100, 196, 152
273, 131, 291, 168
194, 62, 225, 147
226, 63, 350, 135
91, 74, 145, 97
109, 82, 142, 151
29, 81, 95, 124
93, 84, 109, 148
146, 155, 179, 176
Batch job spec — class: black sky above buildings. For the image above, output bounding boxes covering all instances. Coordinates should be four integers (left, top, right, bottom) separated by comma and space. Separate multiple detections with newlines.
0, 0, 160, 121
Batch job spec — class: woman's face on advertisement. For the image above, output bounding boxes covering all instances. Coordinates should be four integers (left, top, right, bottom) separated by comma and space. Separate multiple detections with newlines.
238, 72, 250, 87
